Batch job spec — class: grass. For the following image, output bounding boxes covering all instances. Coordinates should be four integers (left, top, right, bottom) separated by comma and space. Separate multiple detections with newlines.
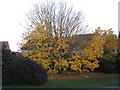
3, 73, 119, 88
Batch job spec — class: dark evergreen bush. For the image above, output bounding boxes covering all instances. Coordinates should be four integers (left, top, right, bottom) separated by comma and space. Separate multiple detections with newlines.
94, 57, 118, 73
2, 49, 48, 86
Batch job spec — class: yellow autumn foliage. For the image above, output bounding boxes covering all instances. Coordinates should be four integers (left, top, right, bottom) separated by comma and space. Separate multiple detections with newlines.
20, 25, 117, 74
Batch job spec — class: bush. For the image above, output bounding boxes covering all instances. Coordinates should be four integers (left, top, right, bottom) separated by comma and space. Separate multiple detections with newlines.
94, 57, 118, 73
2, 49, 48, 86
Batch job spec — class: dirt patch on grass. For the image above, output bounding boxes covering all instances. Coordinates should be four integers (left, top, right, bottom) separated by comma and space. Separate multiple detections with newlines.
48, 72, 108, 80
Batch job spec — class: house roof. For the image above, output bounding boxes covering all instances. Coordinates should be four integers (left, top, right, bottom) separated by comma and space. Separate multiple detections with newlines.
73, 34, 93, 41
21, 34, 93, 50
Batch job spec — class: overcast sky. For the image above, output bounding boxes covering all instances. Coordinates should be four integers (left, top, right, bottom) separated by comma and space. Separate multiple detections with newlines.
0, 0, 119, 52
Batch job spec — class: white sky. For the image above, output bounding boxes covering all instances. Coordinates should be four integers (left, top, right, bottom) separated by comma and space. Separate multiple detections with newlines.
0, 0, 119, 52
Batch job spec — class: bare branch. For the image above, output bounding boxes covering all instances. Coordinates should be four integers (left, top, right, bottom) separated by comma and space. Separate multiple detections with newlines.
25, 1, 88, 37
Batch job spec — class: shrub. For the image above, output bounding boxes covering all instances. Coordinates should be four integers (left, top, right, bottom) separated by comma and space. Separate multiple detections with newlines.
94, 57, 118, 73
2, 49, 48, 86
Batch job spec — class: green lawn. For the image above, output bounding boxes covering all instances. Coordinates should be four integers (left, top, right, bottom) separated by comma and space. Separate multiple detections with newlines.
3, 74, 119, 88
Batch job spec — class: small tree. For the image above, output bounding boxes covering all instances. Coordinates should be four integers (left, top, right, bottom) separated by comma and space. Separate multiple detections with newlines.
21, 24, 70, 73
94, 28, 118, 73
69, 28, 105, 72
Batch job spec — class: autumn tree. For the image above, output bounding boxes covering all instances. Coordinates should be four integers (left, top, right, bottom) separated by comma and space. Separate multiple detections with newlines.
93, 28, 118, 60
21, 25, 105, 73
21, 24, 70, 73
20, 1, 119, 74
69, 28, 105, 72
20, 0, 89, 74
25, 1, 88, 37
102, 29, 118, 55
93, 27, 118, 73
22, 0, 89, 61
68, 28, 118, 73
